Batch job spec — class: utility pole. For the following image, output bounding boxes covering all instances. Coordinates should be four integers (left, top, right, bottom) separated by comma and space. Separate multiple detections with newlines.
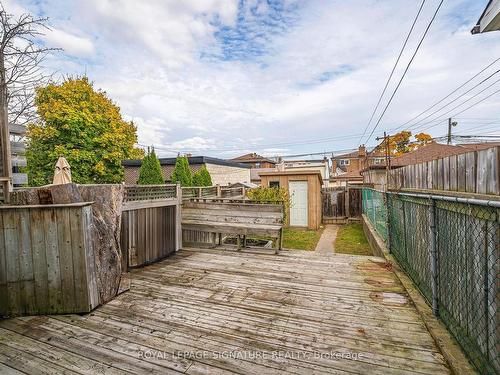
447, 118, 457, 145
375, 132, 391, 190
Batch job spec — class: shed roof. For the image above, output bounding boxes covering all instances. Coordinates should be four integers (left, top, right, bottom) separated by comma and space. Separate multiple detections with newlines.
259, 170, 323, 184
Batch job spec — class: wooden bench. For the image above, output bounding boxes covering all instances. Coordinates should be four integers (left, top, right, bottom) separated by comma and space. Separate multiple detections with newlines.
182, 200, 284, 253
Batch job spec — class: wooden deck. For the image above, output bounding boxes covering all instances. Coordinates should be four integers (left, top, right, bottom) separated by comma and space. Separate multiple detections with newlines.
0, 247, 451, 374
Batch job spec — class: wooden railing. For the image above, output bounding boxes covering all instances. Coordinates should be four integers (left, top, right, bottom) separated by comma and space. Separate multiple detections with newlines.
121, 184, 182, 269
220, 186, 245, 198
123, 184, 180, 211
181, 185, 245, 200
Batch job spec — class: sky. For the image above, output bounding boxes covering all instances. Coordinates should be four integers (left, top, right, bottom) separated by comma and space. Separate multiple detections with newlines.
6, 0, 500, 158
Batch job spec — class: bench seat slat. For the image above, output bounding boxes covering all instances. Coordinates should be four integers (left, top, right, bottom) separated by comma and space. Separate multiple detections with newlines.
182, 220, 282, 237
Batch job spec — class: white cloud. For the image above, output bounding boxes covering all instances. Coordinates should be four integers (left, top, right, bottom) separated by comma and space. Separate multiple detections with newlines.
43, 28, 94, 57
12, 0, 500, 158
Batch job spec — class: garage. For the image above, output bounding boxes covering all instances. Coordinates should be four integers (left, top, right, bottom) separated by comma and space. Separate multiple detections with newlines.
259, 170, 323, 230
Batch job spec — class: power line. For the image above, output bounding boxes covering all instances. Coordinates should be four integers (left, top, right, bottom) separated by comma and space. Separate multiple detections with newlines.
392, 57, 500, 131
415, 85, 500, 132
357, 0, 426, 144
363, 0, 445, 144
402, 69, 500, 130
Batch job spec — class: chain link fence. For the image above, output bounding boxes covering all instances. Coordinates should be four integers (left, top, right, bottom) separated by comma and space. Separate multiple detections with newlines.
362, 188, 388, 241
363, 188, 499, 374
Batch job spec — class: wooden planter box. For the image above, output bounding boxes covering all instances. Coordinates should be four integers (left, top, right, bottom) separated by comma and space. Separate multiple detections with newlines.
0, 202, 99, 317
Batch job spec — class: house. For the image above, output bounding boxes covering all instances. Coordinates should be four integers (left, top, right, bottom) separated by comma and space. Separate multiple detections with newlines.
259, 170, 322, 230
281, 158, 330, 187
471, 0, 500, 34
123, 156, 251, 186
361, 141, 500, 190
231, 153, 276, 168
330, 145, 386, 186
250, 167, 277, 185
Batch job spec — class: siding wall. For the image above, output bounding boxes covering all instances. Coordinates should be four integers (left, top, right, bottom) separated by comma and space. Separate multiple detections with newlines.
260, 174, 322, 230
205, 163, 251, 185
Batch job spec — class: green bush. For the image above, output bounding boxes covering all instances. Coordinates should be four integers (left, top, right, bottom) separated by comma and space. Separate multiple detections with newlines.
137, 148, 164, 184
171, 156, 192, 186
246, 187, 290, 221
192, 165, 212, 186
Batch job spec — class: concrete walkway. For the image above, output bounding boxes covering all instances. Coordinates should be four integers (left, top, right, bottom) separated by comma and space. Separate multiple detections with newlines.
314, 224, 339, 255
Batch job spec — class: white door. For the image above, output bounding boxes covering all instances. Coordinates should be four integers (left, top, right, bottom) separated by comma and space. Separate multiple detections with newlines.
289, 181, 308, 227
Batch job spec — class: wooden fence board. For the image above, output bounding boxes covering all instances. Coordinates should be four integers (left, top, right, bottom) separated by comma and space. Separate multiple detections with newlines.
120, 204, 180, 269
457, 154, 466, 192
0, 203, 98, 317
389, 146, 499, 195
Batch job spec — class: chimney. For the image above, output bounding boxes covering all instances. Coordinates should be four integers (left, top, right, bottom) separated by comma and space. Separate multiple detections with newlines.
358, 145, 366, 157
331, 158, 338, 175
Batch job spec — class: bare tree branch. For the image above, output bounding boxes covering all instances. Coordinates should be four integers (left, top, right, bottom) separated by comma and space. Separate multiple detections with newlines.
0, 2, 60, 126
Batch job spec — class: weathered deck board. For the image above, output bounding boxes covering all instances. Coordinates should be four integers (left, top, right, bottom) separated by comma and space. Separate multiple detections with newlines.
0, 247, 451, 374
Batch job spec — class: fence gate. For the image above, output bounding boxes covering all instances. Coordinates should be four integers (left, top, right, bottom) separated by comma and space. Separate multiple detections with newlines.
348, 187, 362, 217
321, 187, 346, 218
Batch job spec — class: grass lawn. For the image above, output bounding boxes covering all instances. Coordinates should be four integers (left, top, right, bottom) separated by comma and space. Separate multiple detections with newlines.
334, 223, 373, 256
283, 227, 323, 251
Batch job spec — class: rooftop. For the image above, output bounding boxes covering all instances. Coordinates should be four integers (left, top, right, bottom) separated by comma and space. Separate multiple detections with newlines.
231, 153, 276, 164
123, 156, 251, 169
0, 246, 451, 374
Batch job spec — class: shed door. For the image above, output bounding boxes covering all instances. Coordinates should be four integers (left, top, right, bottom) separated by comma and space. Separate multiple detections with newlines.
289, 181, 308, 227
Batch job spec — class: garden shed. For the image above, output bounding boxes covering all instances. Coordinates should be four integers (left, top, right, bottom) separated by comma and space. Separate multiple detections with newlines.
259, 170, 322, 230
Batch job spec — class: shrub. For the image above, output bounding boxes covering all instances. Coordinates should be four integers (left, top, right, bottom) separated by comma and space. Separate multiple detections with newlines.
192, 165, 212, 186
137, 148, 164, 184
246, 187, 290, 222
171, 156, 192, 186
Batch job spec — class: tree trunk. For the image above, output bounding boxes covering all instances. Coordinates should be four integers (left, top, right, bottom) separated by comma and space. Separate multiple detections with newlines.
0, 52, 12, 202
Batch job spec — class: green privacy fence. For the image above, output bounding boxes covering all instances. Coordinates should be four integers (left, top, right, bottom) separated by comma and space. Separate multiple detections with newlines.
362, 188, 499, 375
362, 188, 388, 241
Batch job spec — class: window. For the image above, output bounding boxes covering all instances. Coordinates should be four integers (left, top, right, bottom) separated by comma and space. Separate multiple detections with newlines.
373, 158, 385, 164
339, 159, 350, 166
254, 162, 261, 168
269, 181, 280, 188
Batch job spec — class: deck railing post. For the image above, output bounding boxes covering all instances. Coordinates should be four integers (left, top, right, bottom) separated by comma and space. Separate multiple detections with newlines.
429, 197, 439, 316
176, 182, 182, 251
216, 184, 221, 197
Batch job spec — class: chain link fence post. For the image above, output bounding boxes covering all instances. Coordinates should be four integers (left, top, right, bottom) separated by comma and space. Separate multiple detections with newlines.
429, 197, 439, 317
385, 191, 391, 253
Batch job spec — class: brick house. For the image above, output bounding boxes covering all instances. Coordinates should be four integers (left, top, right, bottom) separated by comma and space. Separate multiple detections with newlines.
330, 146, 386, 186
231, 153, 276, 168
123, 156, 251, 186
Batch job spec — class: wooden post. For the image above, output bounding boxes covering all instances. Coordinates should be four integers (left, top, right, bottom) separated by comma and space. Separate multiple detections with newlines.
175, 182, 182, 251
0, 57, 12, 203
345, 185, 350, 218
197, 187, 202, 198
216, 184, 221, 197
236, 235, 241, 251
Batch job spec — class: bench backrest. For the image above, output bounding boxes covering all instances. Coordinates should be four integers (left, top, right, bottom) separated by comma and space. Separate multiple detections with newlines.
182, 201, 284, 226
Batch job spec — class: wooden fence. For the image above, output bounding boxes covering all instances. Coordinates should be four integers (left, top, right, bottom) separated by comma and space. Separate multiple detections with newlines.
0, 202, 99, 317
181, 185, 245, 200
120, 184, 182, 269
321, 185, 363, 220
389, 146, 500, 195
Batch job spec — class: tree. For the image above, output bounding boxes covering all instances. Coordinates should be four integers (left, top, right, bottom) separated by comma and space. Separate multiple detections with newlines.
0, 4, 58, 196
138, 148, 164, 185
377, 130, 432, 156
170, 156, 192, 186
192, 165, 212, 186
26, 77, 144, 185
